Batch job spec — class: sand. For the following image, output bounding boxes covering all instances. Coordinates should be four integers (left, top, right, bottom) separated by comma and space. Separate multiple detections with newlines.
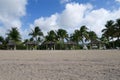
0, 50, 120, 80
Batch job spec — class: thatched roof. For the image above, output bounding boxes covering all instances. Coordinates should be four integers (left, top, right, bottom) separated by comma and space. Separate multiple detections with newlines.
90, 40, 103, 44
65, 41, 77, 45
25, 41, 38, 45
7, 40, 16, 46
43, 41, 56, 45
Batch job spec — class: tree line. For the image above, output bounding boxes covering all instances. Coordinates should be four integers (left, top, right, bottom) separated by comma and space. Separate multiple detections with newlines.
0, 18, 120, 50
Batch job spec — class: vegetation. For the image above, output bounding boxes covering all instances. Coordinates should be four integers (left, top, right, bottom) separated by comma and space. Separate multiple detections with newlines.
29, 26, 43, 43
7, 27, 21, 42
0, 18, 120, 50
28, 26, 43, 49
102, 19, 120, 48
57, 29, 68, 49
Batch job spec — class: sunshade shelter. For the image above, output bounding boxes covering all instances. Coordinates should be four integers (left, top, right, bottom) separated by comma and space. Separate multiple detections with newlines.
89, 40, 104, 49
43, 41, 56, 50
7, 40, 16, 50
65, 41, 77, 50
25, 41, 38, 50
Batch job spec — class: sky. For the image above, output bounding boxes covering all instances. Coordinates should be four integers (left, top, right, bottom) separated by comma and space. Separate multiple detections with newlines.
0, 0, 120, 39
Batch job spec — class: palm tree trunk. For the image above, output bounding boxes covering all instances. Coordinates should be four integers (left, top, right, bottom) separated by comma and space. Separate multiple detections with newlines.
27, 45, 28, 50
14, 45, 16, 50
112, 38, 114, 49
82, 40, 84, 47
54, 44, 55, 50
62, 38, 64, 49
35, 37, 38, 50
90, 41, 92, 50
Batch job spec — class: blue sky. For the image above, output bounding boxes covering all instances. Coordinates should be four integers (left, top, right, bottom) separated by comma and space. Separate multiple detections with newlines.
0, 0, 120, 39
25, 0, 119, 24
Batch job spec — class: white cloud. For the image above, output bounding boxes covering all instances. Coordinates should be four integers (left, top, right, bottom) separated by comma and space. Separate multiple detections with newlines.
31, 2, 120, 37
31, 3, 93, 35
0, 0, 27, 36
60, 0, 71, 4
83, 8, 120, 36
30, 14, 59, 35
116, 0, 120, 2
58, 3, 93, 28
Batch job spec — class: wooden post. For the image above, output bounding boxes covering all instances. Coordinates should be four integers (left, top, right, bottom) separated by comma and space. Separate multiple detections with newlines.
14, 45, 16, 50
54, 44, 55, 50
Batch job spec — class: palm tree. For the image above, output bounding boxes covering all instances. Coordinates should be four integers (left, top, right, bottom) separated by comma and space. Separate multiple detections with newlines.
102, 20, 115, 48
102, 20, 115, 40
29, 26, 43, 49
57, 29, 68, 42
45, 30, 57, 42
0, 36, 5, 49
6, 27, 21, 49
0, 36, 4, 43
88, 31, 98, 49
70, 30, 81, 45
100, 35, 109, 49
29, 26, 43, 42
88, 31, 98, 42
79, 26, 89, 46
57, 29, 68, 49
70, 30, 82, 49
115, 18, 120, 40
0, 36, 4, 48
7, 27, 21, 42
45, 30, 58, 50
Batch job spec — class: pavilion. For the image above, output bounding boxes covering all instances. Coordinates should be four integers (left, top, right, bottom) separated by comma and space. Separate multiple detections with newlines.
25, 41, 38, 50
7, 40, 16, 50
43, 41, 56, 50
89, 40, 104, 49
65, 41, 77, 50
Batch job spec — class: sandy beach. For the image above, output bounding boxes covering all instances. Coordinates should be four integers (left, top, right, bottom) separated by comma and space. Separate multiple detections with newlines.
0, 50, 120, 80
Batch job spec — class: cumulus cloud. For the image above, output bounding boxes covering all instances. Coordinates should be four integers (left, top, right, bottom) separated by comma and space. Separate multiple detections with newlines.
31, 3, 93, 35
30, 14, 59, 35
0, 0, 27, 36
116, 0, 120, 2
58, 3, 93, 28
31, 2, 120, 37
60, 0, 71, 4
